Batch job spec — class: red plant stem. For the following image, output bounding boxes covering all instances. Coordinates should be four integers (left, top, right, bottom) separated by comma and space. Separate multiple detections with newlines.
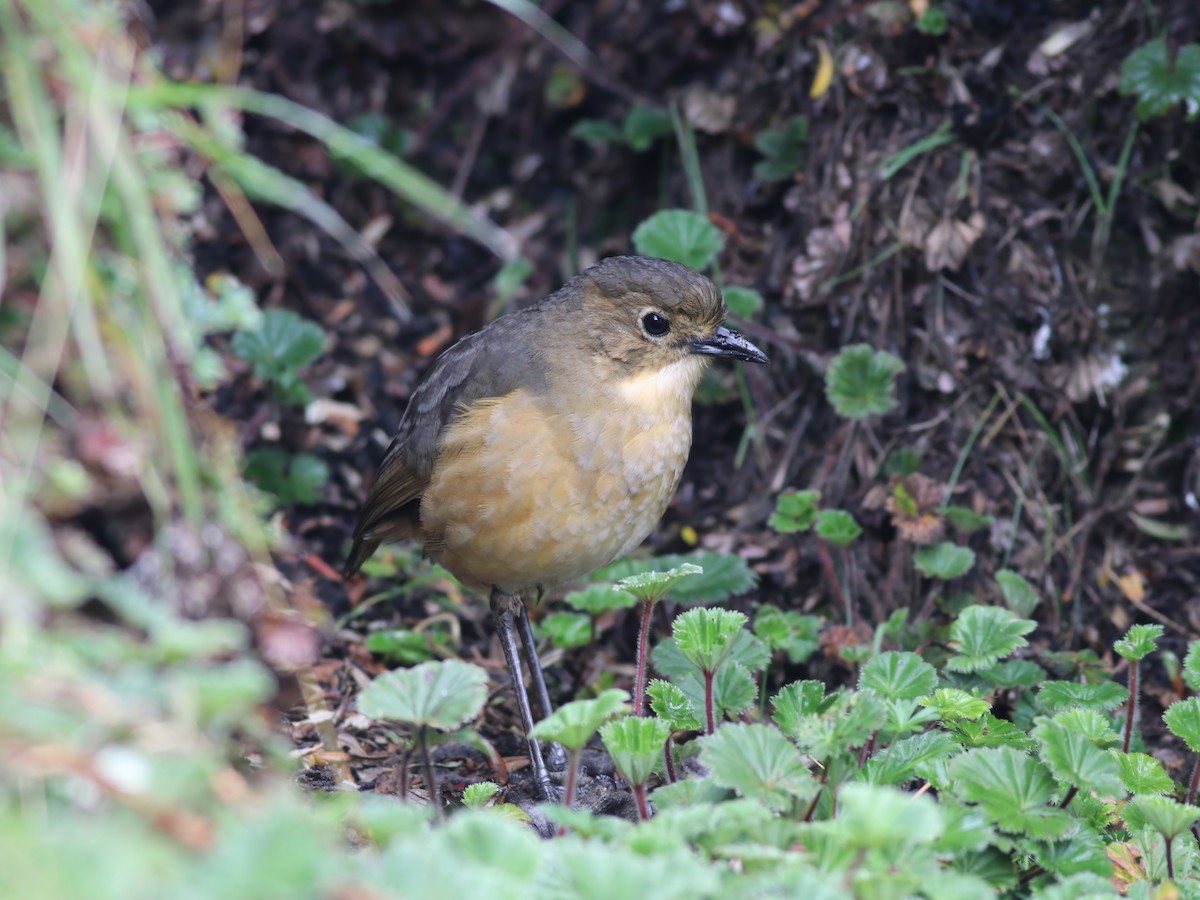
704, 669, 716, 735
565, 748, 582, 809
803, 766, 829, 822
1188, 757, 1200, 807
634, 598, 654, 716
632, 782, 651, 821
817, 538, 853, 627
857, 732, 877, 768
1058, 785, 1078, 809
398, 751, 410, 801
1123, 659, 1139, 754
1166, 835, 1176, 882
664, 737, 677, 784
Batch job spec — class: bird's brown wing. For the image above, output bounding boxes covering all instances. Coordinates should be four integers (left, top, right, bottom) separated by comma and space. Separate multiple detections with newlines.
343, 310, 554, 577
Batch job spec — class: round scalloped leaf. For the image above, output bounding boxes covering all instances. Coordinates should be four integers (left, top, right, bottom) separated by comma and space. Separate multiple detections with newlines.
948, 747, 1073, 840
914, 542, 976, 580
1125, 795, 1200, 839
824, 343, 905, 420
1163, 696, 1200, 753
699, 722, 817, 811
632, 209, 725, 271
672, 607, 748, 673
1118, 38, 1200, 122
1113, 623, 1164, 661
946, 606, 1035, 673
615, 563, 703, 605
859, 651, 938, 701
531, 689, 629, 750
358, 659, 488, 730
600, 716, 672, 787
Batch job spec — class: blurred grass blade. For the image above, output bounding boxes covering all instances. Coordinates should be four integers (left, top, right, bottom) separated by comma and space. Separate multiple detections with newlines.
127, 82, 518, 261
485, 0, 596, 72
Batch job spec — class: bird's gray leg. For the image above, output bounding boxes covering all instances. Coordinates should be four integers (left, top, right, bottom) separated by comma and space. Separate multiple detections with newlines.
490, 587, 552, 800
516, 601, 567, 771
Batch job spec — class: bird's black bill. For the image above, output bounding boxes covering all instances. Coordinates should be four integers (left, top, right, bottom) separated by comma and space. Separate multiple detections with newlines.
692, 325, 769, 364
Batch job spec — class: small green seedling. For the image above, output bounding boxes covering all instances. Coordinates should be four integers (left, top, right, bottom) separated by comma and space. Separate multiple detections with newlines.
1119, 38, 1200, 122
614, 562, 703, 716
647, 679, 701, 782
825, 344, 905, 421
358, 659, 488, 820
232, 308, 327, 405
243, 447, 329, 505
671, 607, 747, 734
753, 115, 808, 183
571, 105, 673, 152
1115, 624, 1164, 754
600, 716, 672, 820
531, 689, 629, 809
1125, 795, 1200, 882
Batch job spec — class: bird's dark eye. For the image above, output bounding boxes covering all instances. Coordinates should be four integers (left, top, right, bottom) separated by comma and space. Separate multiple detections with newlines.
641, 311, 670, 337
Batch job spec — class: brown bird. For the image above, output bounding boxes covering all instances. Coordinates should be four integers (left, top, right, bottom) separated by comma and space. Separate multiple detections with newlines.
344, 255, 768, 797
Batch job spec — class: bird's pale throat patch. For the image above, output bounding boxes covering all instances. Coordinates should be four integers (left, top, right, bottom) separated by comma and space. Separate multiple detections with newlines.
616, 355, 708, 411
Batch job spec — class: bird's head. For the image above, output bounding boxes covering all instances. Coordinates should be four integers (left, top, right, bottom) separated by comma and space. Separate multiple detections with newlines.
580, 256, 768, 376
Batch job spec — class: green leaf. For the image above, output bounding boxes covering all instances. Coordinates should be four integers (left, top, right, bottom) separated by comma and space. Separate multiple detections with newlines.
531, 689, 629, 750
1163, 696, 1200, 752
979, 660, 1047, 689
1113, 623, 1164, 661
753, 606, 822, 663
1125, 795, 1200, 838
722, 285, 763, 318
541, 611, 591, 649
358, 659, 488, 730
1037, 681, 1127, 713
600, 716, 672, 787
948, 747, 1073, 839
915, 7, 948, 36
859, 651, 938, 701
570, 118, 625, 145
699, 723, 816, 811
914, 542, 976, 580
243, 448, 329, 505
1118, 38, 1200, 122
940, 505, 994, 535
1184, 639, 1200, 692
647, 680, 701, 732
950, 714, 1037, 752
829, 782, 944, 849
771, 680, 832, 735
1111, 751, 1175, 795
864, 730, 960, 786
752, 115, 808, 183
769, 489, 820, 533
621, 105, 673, 151
365, 628, 451, 665
995, 569, 1040, 618
614, 563, 703, 605
1052, 708, 1120, 749
232, 308, 326, 380
672, 607, 747, 674
632, 209, 725, 271
920, 688, 990, 722
824, 343, 905, 420
591, 552, 756, 603
1032, 718, 1126, 798
461, 782, 500, 809
947, 606, 1035, 673
814, 509, 862, 547
563, 583, 638, 615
